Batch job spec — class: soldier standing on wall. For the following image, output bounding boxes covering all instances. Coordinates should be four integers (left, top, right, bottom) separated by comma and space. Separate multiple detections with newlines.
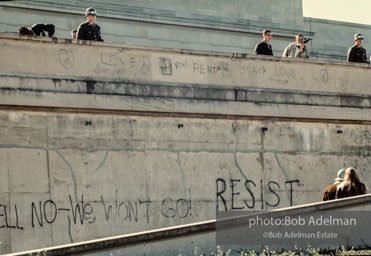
347, 34, 367, 63
77, 7, 104, 42
254, 29, 273, 56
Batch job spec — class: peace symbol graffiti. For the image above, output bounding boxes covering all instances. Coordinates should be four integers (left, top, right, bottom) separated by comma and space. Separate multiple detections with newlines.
137, 56, 151, 74
320, 69, 329, 83
58, 49, 75, 70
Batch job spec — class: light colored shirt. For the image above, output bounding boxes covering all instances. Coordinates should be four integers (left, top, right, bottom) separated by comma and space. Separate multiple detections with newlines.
282, 42, 309, 58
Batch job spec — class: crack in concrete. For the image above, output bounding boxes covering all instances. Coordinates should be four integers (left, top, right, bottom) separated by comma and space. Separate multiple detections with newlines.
274, 153, 290, 183
94, 151, 109, 172
67, 215, 73, 243
273, 153, 301, 205
55, 150, 78, 202
45, 117, 51, 194
259, 127, 266, 210
176, 152, 188, 195
144, 151, 151, 225
231, 123, 249, 182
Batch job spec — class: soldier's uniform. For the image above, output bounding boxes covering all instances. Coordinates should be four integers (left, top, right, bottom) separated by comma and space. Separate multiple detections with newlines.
77, 7, 104, 42
77, 22, 103, 41
347, 33, 367, 63
347, 45, 367, 63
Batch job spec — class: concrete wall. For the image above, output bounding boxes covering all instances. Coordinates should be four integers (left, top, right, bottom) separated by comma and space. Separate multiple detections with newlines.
1, 107, 370, 254
3, 0, 371, 60
0, 35, 370, 254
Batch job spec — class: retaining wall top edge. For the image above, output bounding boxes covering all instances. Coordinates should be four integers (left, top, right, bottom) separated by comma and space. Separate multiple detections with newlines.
1, 33, 367, 69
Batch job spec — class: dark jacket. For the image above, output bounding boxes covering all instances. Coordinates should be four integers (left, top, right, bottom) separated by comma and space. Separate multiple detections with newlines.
254, 41, 273, 56
77, 22, 103, 41
347, 45, 367, 63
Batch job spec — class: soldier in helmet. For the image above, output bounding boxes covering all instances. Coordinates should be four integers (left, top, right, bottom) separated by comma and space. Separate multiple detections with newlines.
347, 33, 367, 63
77, 7, 103, 41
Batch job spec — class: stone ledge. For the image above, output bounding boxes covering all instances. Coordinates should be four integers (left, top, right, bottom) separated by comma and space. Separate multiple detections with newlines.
1, 75, 370, 109
0, 88, 370, 122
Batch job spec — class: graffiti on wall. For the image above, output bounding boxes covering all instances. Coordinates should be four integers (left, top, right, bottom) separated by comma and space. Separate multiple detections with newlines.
0, 189, 193, 231
56, 48, 330, 87
216, 178, 300, 211
154, 55, 330, 88
0, 177, 301, 232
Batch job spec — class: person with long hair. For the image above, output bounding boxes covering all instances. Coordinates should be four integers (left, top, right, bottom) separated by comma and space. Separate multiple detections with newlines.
336, 167, 368, 199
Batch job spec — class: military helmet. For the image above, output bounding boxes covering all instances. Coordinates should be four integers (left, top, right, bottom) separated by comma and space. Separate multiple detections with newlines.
354, 33, 364, 41
85, 7, 97, 16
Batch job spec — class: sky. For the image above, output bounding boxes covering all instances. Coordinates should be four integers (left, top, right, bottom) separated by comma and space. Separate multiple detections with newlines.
302, 0, 371, 25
